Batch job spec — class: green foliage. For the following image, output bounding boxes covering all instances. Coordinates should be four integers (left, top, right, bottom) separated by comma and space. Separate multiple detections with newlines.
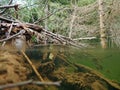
0, 0, 9, 5
50, 0, 71, 5
31, 35, 37, 42
78, 0, 96, 6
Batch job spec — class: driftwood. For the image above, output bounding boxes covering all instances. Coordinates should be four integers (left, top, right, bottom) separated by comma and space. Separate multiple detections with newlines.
0, 79, 61, 90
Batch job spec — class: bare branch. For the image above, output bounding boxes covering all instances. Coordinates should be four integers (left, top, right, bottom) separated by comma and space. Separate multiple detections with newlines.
2, 22, 14, 46
0, 80, 32, 90
73, 37, 96, 41
0, 16, 18, 23
32, 81, 61, 86
0, 4, 19, 9
0, 80, 61, 90
0, 0, 13, 15
34, 7, 66, 24
0, 30, 25, 43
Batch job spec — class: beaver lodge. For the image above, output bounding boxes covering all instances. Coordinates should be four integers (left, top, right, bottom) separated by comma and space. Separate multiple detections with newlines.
0, 0, 120, 90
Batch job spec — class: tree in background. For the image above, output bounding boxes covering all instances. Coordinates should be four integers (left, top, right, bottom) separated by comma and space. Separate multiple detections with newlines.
1, 0, 120, 48
98, 0, 107, 48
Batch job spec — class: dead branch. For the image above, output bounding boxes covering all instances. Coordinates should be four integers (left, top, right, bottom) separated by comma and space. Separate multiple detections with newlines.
0, 80, 32, 90
2, 22, 14, 46
73, 37, 96, 41
0, 80, 61, 90
32, 81, 61, 86
0, 30, 25, 43
0, 0, 13, 15
0, 16, 18, 23
21, 50, 44, 82
0, 4, 19, 9
0, 17, 83, 48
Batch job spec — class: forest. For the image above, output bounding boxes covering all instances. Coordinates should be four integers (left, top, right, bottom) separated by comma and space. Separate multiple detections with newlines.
0, 0, 120, 90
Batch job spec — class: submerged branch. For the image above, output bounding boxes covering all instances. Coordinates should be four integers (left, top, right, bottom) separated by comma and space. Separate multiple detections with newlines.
0, 80, 61, 90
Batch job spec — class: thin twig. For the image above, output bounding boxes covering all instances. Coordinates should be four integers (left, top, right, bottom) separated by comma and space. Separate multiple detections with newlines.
32, 81, 61, 86
0, 80, 61, 90
34, 7, 66, 24
0, 80, 32, 90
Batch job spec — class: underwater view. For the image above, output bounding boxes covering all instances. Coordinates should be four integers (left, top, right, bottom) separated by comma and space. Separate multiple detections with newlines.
68, 47, 120, 83
25, 45, 120, 90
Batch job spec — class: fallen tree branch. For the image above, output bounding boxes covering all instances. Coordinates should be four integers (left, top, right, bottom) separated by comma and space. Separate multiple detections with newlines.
21, 50, 44, 82
73, 37, 96, 41
2, 22, 14, 46
0, 21, 83, 48
0, 16, 18, 23
0, 80, 61, 90
0, 80, 32, 90
32, 81, 61, 86
0, 30, 25, 43
0, 4, 19, 9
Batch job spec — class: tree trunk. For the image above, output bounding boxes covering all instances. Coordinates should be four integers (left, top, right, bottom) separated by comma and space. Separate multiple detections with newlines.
98, 0, 107, 48
69, 0, 77, 38
44, 3, 49, 44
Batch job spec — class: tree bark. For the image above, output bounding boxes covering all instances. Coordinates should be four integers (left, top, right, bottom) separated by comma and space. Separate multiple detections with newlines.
98, 0, 107, 48
69, 0, 77, 38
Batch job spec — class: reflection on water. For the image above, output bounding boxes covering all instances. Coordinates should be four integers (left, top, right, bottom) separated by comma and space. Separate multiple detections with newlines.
26, 45, 120, 83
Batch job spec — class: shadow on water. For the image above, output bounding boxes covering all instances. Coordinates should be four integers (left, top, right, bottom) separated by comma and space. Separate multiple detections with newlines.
26, 45, 120, 89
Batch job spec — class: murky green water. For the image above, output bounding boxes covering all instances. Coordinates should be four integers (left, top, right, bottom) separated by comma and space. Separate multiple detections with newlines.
66, 47, 120, 83
27, 45, 120, 83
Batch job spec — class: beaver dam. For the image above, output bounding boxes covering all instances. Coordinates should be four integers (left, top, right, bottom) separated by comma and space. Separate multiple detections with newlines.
0, 45, 120, 90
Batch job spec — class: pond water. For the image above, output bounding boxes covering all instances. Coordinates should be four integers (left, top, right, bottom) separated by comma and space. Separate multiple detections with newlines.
26, 45, 120, 83
67, 47, 120, 83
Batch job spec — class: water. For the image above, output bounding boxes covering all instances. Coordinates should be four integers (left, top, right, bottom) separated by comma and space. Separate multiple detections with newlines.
67, 47, 120, 83
27, 45, 120, 83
